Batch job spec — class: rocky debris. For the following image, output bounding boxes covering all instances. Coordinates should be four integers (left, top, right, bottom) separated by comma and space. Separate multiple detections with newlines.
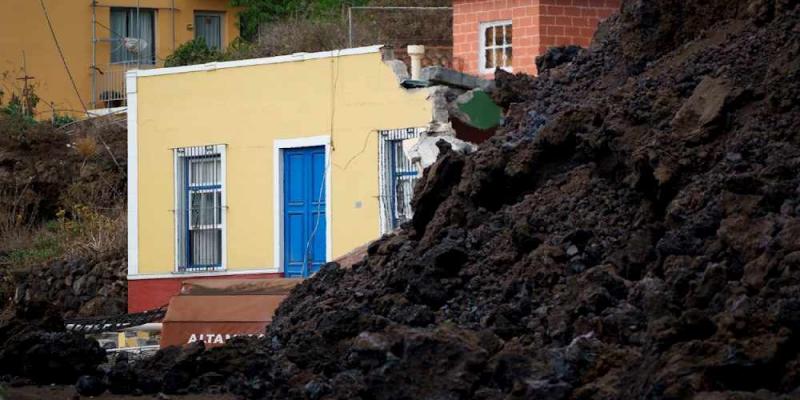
0, 302, 106, 385
10, 251, 127, 318
201, 0, 798, 398
535, 45, 582, 73
75, 374, 106, 396
104, 339, 275, 397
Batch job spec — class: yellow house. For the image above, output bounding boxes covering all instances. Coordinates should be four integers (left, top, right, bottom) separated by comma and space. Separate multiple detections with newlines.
0, 0, 239, 117
127, 46, 433, 312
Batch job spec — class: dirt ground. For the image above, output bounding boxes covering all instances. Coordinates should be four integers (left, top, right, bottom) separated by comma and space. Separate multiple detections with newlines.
3, 385, 236, 400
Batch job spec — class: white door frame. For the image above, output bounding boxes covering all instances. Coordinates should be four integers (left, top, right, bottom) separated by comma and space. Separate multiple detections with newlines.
272, 135, 332, 274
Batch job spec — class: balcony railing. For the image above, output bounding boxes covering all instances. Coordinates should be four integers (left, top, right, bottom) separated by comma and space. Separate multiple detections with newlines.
91, 63, 155, 109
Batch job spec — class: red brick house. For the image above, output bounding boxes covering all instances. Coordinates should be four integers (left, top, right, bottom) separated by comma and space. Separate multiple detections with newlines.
452, 0, 620, 76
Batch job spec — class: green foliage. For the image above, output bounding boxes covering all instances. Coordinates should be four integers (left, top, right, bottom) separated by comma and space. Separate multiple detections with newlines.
1, 90, 38, 126
164, 37, 258, 67
51, 113, 75, 128
221, 37, 257, 60
164, 38, 223, 67
0, 84, 78, 130
0, 231, 62, 267
231, 0, 368, 40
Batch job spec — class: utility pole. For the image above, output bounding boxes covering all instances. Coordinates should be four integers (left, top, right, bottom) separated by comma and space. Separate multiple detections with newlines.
17, 52, 36, 117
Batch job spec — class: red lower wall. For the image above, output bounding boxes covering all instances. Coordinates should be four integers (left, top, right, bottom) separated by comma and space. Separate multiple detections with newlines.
128, 272, 283, 313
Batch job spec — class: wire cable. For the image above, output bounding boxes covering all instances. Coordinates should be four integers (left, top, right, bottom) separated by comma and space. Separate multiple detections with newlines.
38, 0, 88, 113
301, 50, 341, 276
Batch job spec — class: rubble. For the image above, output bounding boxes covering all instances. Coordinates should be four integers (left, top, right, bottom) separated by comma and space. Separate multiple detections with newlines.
420, 66, 495, 91
0, 302, 106, 385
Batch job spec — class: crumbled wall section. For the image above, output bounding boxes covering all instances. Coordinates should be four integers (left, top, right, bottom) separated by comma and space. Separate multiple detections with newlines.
452, 0, 620, 76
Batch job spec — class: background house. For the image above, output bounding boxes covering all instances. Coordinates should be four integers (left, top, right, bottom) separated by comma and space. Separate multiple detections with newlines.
0, 0, 239, 117
127, 46, 432, 312
452, 0, 620, 75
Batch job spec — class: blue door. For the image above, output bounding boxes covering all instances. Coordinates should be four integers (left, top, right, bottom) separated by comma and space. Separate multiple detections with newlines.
283, 146, 326, 277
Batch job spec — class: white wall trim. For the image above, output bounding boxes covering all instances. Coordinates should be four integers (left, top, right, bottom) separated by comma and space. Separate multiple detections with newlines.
127, 267, 280, 281
173, 148, 180, 270
273, 135, 333, 275
126, 71, 139, 277
220, 144, 228, 271
130, 45, 383, 78
86, 106, 127, 118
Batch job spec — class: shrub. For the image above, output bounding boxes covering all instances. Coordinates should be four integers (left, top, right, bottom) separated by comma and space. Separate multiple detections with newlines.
253, 18, 349, 57
164, 39, 223, 67
232, 0, 369, 40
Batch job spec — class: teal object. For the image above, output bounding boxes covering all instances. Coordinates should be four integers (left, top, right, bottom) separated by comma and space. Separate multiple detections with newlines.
456, 90, 502, 130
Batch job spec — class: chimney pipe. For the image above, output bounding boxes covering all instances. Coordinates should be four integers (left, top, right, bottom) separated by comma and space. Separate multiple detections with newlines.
407, 45, 425, 80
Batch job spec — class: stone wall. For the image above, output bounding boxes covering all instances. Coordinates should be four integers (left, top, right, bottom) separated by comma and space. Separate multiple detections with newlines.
11, 251, 127, 318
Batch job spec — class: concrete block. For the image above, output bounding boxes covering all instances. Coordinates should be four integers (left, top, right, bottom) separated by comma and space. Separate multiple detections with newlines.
420, 66, 495, 92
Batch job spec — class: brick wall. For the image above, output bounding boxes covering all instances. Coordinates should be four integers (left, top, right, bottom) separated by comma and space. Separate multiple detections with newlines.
537, 0, 619, 53
452, 0, 619, 77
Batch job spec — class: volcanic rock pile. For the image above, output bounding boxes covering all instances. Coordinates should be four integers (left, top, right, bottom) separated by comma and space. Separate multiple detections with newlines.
113, 0, 800, 398
0, 302, 106, 386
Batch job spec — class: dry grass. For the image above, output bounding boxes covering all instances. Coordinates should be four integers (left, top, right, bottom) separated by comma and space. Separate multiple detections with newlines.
253, 18, 350, 57
0, 206, 126, 269
247, 0, 452, 58
74, 135, 98, 159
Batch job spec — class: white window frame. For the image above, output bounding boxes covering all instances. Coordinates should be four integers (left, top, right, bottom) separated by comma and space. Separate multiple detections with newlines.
479, 20, 513, 74
173, 144, 227, 273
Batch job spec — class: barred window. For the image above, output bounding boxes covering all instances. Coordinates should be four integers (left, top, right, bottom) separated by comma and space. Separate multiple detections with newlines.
175, 145, 225, 272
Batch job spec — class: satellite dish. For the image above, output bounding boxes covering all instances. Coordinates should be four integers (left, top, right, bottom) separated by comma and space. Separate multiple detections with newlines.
123, 37, 149, 54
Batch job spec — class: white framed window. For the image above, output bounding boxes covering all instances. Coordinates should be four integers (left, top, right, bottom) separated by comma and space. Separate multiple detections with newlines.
174, 145, 226, 272
479, 20, 512, 73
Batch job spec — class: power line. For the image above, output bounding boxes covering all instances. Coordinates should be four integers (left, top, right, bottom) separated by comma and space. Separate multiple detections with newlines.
38, 0, 88, 113
39, 0, 125, 176
302, 50, 341, 277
